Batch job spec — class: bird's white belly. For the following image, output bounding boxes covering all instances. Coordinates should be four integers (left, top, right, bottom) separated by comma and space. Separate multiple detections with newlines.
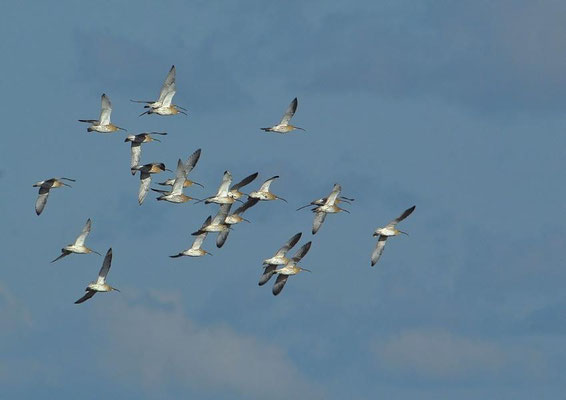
264, 256, 288, 265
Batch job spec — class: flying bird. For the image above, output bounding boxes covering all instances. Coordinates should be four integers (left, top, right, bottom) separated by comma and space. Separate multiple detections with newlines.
225, 198, 259, 225
228, 172, 258, 200
151, 159, 200, 203
74, 248, 120, 304
125, 132, 167, 174
248, 176, 286, 202
310, 184, 350, 235
170, 232, 211, 258
261, 97, 305, 133
271, 241, 312, 296
259, 232, 302, 286
132, 163, 171, 205
132, 65, 187, 116
371, 205, 416, 266
79, 94, 126, 133
192, 204, 231, 248
33, 177, 75, 215
201, 171, 236, 205
51, 218, 101, 263
157, 148, 203, 188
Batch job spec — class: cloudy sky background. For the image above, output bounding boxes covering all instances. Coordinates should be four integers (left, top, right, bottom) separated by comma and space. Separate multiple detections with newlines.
1, 1, 566, 398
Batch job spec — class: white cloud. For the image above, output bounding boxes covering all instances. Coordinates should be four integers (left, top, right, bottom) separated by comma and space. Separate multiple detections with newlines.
96, 290, 323, 400
372, 328, 506, 379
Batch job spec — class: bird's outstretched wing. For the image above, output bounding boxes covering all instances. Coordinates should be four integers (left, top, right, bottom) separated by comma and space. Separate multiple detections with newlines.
388, 205, 416, 227
184, 148, 201, 176
216, 230, 229, 248
272, 274, 289, 296
232, 198, 259, 216
130, 143, 142, 173
139, 172, 151, 205
158, 65, 176, 103
35, 186, 50, 215
274, 232, 302, 258
259, 176, 279, 192
75, 290, 96, 304
75, 218, 92, 246
291, 241, 312, 263
231, 172, 258, 191
312, 211, 326, 235
279, 97, 298, 125
51, 250, 71, 263
259, 265, 277, 286
99, 94, 112, 125
97, 248, 113, 284
371, 236, 388, 266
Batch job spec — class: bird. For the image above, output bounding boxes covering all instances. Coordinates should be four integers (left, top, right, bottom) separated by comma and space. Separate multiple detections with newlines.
125, 132, 167, 174
131, 163, 171, 205
74, 248, 120, 304
51, 218, 101, 263
259, 232, 302, 286
271, 241, 312, 296
132, 65, 188, 116
79, 94, 126, 133
170, 232, 211, 258
310, 184, 350, 235
261, 97, 305, 133
296, 195, 355, 211
33, 177, 75, 215
157, 148, 203, 188
225, 198, 259, 225
248, 176, 286, 202
151, 159, 200, 203
228, 172, 259, 200
201, 171, 236, 205
371, 205, 416, 266
192, 204, 231, 248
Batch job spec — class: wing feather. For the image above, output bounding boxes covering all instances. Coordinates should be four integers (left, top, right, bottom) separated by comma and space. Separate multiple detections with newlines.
138, 172, 151, 205
74, 218, 92, 246
371, 236, 388, 266
74, 290, 96, 304
272, 274, 289, 296
312, 212, 326, 235
99, 94, 112, 125
274, 232, 302, 257
279, 97, 298, 125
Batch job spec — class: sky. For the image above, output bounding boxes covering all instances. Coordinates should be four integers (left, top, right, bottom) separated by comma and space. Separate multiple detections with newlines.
1, 0, 566, 398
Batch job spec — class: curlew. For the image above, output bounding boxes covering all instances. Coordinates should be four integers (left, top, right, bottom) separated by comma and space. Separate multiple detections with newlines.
74, 248, 120, 304
192, 204, 232, 248
271, 241, 312, 296
79, 94, 126, 133
371, 205, 416, 266
33, 177, 75, 216
151, 159, 200, 203
170, 232, 211, 258
125, 132, 167, 174
261, 97, 305, 133
248, 176, 286, 202
133, 65, 187, 116
51, 218, 101, 263
259, 232, 302, 286
132, 163, 171, 205
157, 148, 203, 188
310, 184, 350, 235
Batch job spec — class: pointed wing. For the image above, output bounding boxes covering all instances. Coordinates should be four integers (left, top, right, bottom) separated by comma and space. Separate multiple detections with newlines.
272, 274, 290, 296
74, 218, 92, 246
74, 290, 96, 304
161, 85, 176, 107
388, 205, 416, 227
230, 172, 259, 191
171, 159, 187, 194
130, 143, 142, 172
212, 204, 231, 225
51, 250, 71, 263
259, 265, 277, 286
274, 232, 302, 258
259, 175, 279, 192
216, 230, 229, 248
371, 236, 388, 266
312, 211, 327, 235
138, 172, 151, 205
192, 232, 208, 249
99, 94, 112, 125
232, 198, 259, 216
216, 171, 233, 196
291, 241, 312, 263
157, 65, 176, 103
97, 248, 113, 284
325, 184, 342, 206
279, 97, 298, 125
35, 187, 50, 215
184, 148, 201, 176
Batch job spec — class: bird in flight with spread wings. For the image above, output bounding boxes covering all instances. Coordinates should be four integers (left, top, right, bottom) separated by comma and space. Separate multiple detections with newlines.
371, 205, 416, 266
261, 97, 305, 133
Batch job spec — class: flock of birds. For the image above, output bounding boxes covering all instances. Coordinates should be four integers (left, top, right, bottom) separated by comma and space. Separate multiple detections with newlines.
33, 65, 416, 303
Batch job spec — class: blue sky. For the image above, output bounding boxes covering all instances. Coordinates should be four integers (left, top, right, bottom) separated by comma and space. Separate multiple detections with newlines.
1, 1, 566, 398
